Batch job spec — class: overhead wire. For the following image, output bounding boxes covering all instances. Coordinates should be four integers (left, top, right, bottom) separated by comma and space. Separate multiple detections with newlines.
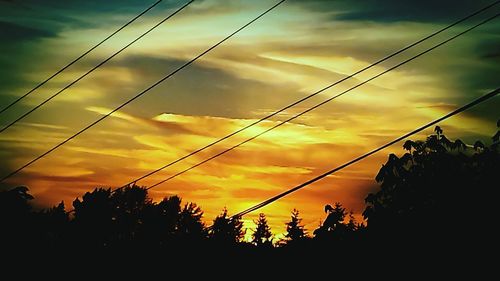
231, 87, 499, 219
144, 12, 499, 190
0, 0, 166, 114
0, 0, 195, 133
0, 0, 287, 183
115, 1, 499, 190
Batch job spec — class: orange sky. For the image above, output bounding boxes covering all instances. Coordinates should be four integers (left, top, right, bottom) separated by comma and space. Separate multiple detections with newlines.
1, 0, 499, 240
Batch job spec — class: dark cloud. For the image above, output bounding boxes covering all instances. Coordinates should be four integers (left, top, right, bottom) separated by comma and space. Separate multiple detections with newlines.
0, 19, 61, 97
457, 101, 500, 139
0, 0, 196, 49
1, 0, 181, 14
105, 54, 307, 120
0, 0, 219, 106
400, 30, 500, 101
264, 18, 499, 113
477, 36, 500, 59
0, 21, 55, 40
299, 0, 497, 23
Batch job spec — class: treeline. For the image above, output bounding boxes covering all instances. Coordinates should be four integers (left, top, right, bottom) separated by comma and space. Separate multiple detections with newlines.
0, 184, 364, 252
1, 124, 498, 254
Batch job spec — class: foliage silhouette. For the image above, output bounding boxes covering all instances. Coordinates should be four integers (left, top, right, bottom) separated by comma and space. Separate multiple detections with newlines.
313, 202, 362, 245
209, 207, 245, 245
0, 186, 34, 246
252, 213, 273, 247
363, 124, 500, 246
177, 202, 206, 240
282, 208, 307, 244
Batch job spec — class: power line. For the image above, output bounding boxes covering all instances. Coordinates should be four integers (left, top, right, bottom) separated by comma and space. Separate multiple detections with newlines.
145, 12, 499, 190
0, 0, 194, 133
231, 87, 499, 219
0, 0, 165, 116
0, 0, 287, 183
116, 0, 499, 190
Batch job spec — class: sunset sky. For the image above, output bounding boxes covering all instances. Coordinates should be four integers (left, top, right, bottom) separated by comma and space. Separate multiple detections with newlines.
1, 0, 499, 239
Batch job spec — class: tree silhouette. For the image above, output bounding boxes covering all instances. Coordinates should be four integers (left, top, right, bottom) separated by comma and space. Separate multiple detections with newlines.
34, 201, 69, 247
322, 202, 346, 231
71, 187, 114, 247
283, 209, 307, 244
346, 212, 358, 232
0, 186, 33, 216
434, 125, 443, 138
209, 208, 245, 244
312, 202, 363, 246
176, 202, 205, 240
474, 140, 485, 151
363, 124, 500, 245
71, 185, 155, 247
138, 195, 181, 244
0, 186, 34, 247
112, 185, 150, 244
252, 213, 273, 247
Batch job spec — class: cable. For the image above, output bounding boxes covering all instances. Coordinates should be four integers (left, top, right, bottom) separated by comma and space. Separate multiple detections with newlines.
116, 0, 499, 190
145, 12, 499, 190
231, 88, 499, 219
0, 0, 194, 133
0, 0, 287, 183
0, 0, 164, 115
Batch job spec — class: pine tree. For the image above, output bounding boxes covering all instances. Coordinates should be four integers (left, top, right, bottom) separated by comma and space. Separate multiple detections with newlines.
327, 202, 346, 230
346, 211, 357, 232
209, 208, 245, 244
252, 213, 273, 247
284, 209, 306, 243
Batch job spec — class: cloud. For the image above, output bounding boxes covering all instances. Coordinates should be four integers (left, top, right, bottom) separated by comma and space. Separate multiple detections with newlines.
98, 54, 306, 120
0, 21, 55, 40
300, 0, 497, 23
86, 106, 197, 135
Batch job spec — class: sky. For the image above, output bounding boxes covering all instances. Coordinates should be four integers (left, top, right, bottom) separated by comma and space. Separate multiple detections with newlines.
0, 0, 499, 240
